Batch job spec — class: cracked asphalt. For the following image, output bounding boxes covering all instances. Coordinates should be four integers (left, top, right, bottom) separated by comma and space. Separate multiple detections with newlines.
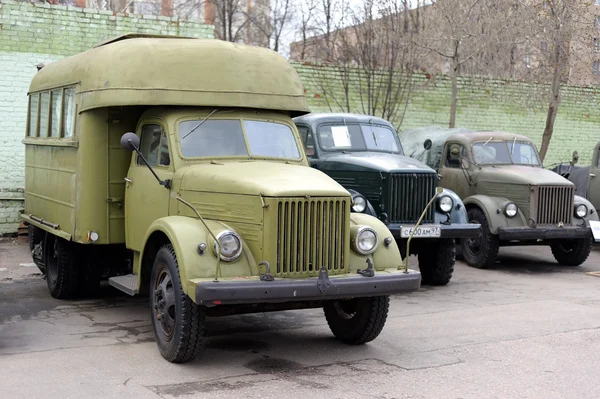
1, 239, 600, 399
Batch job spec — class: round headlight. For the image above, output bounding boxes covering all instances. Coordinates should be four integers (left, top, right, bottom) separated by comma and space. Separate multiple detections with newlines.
354, 227, 379, 255
438, 195, 453, 213
575, 204, 588, 218
352, 195, 367, 213
504, 202, 518, 218
214, 230, 242, 261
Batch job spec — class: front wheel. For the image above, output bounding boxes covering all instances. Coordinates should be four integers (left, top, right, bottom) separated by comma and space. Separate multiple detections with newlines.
150, 244, 206, 363
323, 296, 389, 345
550, 238, 592, 266
417, 239, 455, 286
461, 208, 499, 269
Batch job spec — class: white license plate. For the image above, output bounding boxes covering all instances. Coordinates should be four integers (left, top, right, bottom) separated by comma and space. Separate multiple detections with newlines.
400, 225, 441, 238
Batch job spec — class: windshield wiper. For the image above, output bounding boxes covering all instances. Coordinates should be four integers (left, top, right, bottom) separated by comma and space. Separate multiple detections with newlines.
511, 136, 516, 155
482, 136, 493, 147
182, 109, 218, 140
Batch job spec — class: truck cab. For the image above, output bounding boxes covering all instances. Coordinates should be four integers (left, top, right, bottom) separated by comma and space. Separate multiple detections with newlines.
21, 34, 424, 364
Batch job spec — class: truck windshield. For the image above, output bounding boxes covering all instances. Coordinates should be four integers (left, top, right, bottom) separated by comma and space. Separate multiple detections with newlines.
472, 141, 540, 166
178, 119, 301, 159
317, 124, 402, 154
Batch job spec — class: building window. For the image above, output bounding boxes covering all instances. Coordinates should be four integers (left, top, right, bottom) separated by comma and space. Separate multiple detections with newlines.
593, 60, 600, 74
596, 16, 600, 28
595, 38, 600, 52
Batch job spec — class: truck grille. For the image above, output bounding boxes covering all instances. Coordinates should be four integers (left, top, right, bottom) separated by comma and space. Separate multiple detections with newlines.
275, 198, 349, 277
387, 173, 437, 224
535, 186, 574, 225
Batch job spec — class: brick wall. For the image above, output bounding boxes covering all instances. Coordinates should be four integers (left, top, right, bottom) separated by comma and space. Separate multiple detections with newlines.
0, 0, 214, 235
295, 62, 600, 169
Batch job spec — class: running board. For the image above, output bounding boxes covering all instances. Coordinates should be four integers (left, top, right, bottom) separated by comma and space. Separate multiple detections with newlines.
108, 274, 138, 296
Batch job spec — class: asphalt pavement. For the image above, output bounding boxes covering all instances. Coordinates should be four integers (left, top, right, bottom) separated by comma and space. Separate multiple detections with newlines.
1, 239, 600, 399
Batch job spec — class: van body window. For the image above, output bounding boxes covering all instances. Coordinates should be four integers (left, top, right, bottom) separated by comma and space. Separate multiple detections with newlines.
39, 92, 50, 138
28, 94, 39, 137
63, 87, 75, 137
50, 89, 63, 138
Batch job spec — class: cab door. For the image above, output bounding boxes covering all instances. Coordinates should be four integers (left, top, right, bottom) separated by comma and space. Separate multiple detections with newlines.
124, 122, 173, 252
438, 142, 473, 199
588, 142, 600, 211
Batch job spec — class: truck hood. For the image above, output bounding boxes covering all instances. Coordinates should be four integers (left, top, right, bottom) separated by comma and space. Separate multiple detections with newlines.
320, 152, 433, 173
477, 165, 574, 186
179, 162, 350, 197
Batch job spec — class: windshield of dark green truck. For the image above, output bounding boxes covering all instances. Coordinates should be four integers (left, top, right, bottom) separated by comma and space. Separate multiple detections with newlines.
317, 124, 401, 154
178, 119, 301, 159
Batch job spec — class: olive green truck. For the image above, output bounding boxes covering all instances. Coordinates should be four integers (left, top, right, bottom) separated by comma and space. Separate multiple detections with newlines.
21, 34, 427, 363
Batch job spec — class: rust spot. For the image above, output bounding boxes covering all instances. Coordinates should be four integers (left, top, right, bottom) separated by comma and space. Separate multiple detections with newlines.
314, 93, 321, 99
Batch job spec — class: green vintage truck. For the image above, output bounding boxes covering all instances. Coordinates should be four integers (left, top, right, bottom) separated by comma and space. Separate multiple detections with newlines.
551, 142, 600, 214
403, 127, 598, 269
21, 34, 425, 363
293, 113, 481, 286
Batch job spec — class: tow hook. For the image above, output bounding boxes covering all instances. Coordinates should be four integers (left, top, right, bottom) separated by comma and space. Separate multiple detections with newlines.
259, 261, 274, 282
357, 258, 375, 277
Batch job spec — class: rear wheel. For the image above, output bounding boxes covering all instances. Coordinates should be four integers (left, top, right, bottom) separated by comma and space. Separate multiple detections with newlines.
150, 244, 206, 363
550, 238, 592, 266
323, 296, 389, 345
461, 208, 499, 269
417, 239, 455, 286
44, 235, 80, 299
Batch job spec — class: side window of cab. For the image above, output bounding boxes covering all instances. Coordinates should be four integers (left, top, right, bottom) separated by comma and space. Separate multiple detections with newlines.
445, 143, 466, 168
297, 125, 316, 158
138, 124, 170, 167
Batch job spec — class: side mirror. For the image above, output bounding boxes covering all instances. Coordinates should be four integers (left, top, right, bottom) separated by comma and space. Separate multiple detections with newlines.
461, 157, 469, 169
120, 132, 140, 152
424, 139, 432, 150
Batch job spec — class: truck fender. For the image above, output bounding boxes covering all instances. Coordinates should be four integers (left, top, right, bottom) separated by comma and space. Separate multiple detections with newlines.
347, 188, 378, 217
574, 195, 599, 224
462, 195, 527, 235
434, 187, 469, 224
349, 213, 404, 271
140, 216, 257, 296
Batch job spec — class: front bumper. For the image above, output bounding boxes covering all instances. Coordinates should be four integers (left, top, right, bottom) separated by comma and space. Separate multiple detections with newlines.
194, 270, 421, 306
388, 223, 481, 240
498, 225, 593, 240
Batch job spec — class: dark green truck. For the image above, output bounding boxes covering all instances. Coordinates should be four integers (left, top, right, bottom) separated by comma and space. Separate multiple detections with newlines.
293, 113, 481, 286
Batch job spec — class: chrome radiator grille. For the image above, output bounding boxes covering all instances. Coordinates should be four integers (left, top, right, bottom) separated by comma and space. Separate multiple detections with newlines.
275, 198, 349, 277
387, 173, 437, 224
535, 186, 574, 225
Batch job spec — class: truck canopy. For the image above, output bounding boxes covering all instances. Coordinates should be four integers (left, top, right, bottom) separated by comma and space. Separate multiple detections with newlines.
401, 126, 475, 170
28, 33, 310, 116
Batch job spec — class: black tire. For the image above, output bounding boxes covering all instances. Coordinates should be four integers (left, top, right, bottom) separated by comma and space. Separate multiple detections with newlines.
461, 207, 499, 269
150, 244, 206, 363
417, 239, 455, 286
323, 296, 389, 345
44, 235, 80, 299
28, 225, 45, 274
550, 238, 592, 266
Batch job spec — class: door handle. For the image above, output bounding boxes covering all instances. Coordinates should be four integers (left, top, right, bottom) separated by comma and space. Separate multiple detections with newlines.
124, 177, 132, 183
591, 174, 596, 178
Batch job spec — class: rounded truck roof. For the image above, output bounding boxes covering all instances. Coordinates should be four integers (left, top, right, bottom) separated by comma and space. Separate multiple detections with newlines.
29, 34, 310, 116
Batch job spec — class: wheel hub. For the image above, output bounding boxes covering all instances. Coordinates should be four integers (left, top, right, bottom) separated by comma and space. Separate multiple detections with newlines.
153, 267, 176, 340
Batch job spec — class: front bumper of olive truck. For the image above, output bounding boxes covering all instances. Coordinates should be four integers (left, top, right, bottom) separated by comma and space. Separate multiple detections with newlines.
193, 267, 421, 306
497, 225, 593, 241
387, 223, 482, 240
